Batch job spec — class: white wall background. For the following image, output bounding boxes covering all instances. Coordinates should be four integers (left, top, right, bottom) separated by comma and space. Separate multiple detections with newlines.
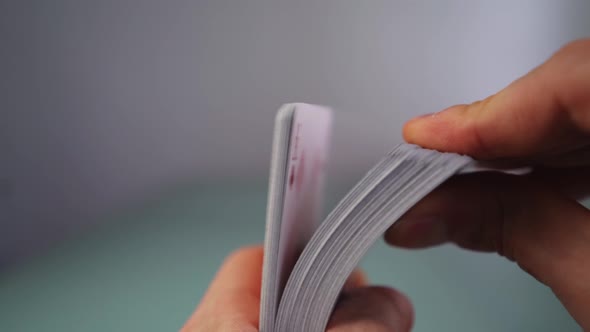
1, 0, 589, 262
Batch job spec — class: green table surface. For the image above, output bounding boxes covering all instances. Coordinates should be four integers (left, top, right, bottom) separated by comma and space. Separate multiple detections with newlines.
0, 183, 579, 331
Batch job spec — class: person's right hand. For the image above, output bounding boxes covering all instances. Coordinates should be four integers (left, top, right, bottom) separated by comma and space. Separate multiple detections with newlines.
385, 38, 590, 329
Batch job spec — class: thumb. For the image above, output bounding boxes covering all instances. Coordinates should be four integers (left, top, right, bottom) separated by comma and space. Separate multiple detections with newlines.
403, 39, 590, 161
385, 172, 590, 329
328, 286, 414, 332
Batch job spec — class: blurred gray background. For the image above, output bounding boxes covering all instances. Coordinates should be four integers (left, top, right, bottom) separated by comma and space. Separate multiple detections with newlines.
1, 1, 589, 331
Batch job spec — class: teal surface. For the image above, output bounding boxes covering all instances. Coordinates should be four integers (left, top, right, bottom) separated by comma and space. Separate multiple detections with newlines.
0, 183, 579, 331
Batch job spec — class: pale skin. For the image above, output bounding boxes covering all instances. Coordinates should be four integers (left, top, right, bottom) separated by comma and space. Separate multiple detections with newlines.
183, 39, 590, 331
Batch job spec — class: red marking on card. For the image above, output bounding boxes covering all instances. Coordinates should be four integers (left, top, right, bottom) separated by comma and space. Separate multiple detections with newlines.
289, 165, 295, 189
292, 123, 302, 161
296, 150, 305, 192
312, 156, 320, 182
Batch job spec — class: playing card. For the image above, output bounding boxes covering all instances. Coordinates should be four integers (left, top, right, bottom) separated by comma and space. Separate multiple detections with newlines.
275, 144, 473, 332
260, 104, 526, 332
259, 103, 332, 332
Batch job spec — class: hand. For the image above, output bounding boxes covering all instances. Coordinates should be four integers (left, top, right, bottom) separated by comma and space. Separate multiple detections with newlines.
181, 246, 413, 331
385, 39, 590, 329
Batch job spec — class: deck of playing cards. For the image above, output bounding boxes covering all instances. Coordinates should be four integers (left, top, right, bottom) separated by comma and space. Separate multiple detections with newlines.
260, 103, 474, 332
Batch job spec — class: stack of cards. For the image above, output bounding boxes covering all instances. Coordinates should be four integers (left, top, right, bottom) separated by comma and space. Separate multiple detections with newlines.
260, 103, 474, 332
260, 104, 333, 332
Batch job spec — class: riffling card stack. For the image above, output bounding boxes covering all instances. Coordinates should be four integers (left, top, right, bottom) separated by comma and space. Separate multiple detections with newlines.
260, 103, 475, 332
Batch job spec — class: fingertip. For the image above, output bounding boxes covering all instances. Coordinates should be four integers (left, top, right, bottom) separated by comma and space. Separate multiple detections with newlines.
403, 104, 480, 155
201, 245, 265, 311
402, 113, 432, 145
184, 245, 265, 331
329, 286, 414, 332
377, 286, 414, 329
343, 269, 369, 291
223, 245, 264, 267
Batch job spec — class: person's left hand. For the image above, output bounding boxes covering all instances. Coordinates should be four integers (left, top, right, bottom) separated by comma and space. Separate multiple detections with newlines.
181, 246, 413, 332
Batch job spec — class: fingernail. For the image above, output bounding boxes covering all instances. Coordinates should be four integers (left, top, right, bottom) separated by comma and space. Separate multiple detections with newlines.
385, 216, 448, 248
411, 107, 455, 121
412, 112, 435, 120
